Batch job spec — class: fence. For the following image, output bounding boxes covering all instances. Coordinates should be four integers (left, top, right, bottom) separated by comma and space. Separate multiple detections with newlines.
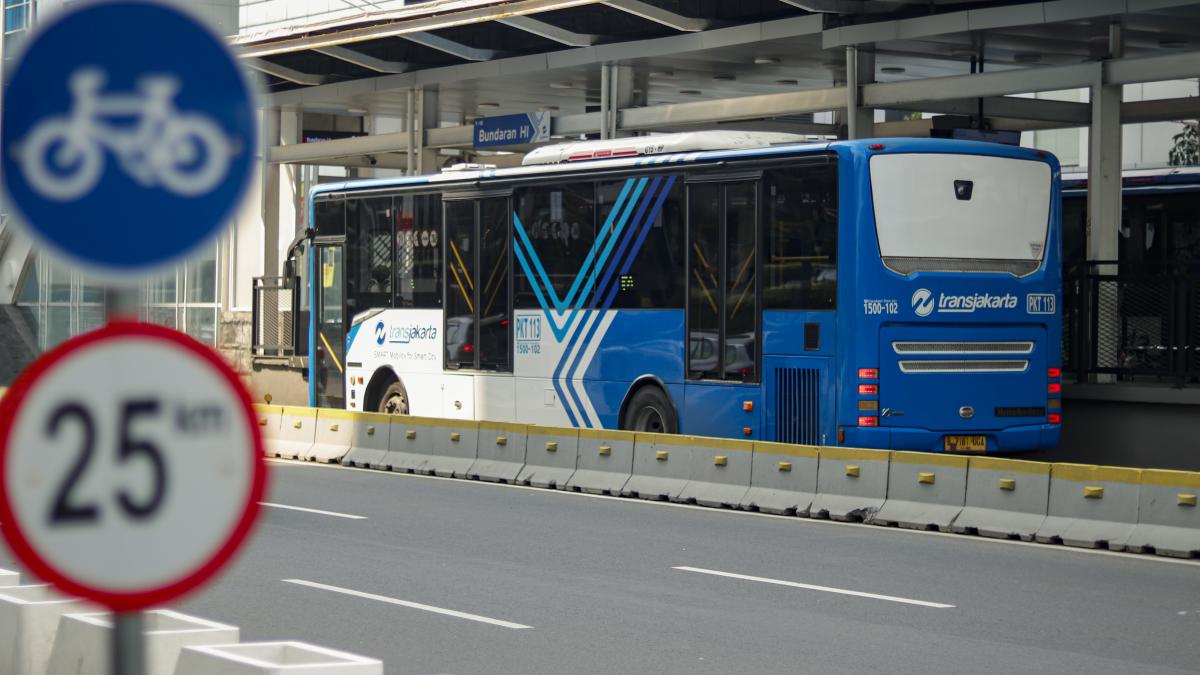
1065, 261, 1200, 386
251, 276, 300, 358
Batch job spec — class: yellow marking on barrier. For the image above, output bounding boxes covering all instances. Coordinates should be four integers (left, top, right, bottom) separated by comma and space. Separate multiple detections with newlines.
777, 461, 793, 472
293, 421, 303, 429
366, 426, 376, 436
578, 427, 637, 442
969, 456, 1049, 475
281, 406, 317, 419
478, 421, 526, 434
253, 404, 283, 414
656, 450, 669, 461
845, 465, 861, 478
820, 447, 889, 463
1140, 469, 1200, 490
918, 472, 936, 485
1084, 486, 1105, 499
1053, 463, 1141, 485
999, 478, 1016, 491
450, 432, 461, 442
752, 441, 819, 460
258, 418, 268, 426
546, 441, 558, 452
892, 451, 968, 468
314, 408, 361, 422
329, 424, 339, 432
714, 455, 728, 467
636, 432, 751, 452
406, 430, 417, 440
1178, 494, 1197, 507
598, 445, 612, 456
495, 436, 507, 446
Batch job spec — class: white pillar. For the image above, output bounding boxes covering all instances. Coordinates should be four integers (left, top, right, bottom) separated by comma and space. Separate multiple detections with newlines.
1087, 24, 1123, 382
845, 46, 875, 140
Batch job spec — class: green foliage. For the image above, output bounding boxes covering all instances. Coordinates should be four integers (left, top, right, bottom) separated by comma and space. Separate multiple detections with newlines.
1169, 122, 1200, 167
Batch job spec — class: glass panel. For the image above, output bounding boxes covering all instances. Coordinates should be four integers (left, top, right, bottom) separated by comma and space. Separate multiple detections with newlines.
186, 246, 217, 304
688, 183, 721, 380
395, 193, 442, 309
316, 246, 345, 408
1062, 196, 1086, 271
15, 305, 39, 349
16, 257, 38, 305
4, 5, 27, 32
346, 196, 394, 317
608, 175, 685, 309
80, 278, 104, 304
478, 198, 511, 372
514, 181, 595, 309
314, 197, 345, 237
763, 165, 838, 310
725, 183, 757, 382
185, 308, 216, 346
46, 306, 71, 348
77, 306, 105, 335
147, 306, 178, 329
444, 201, 475, 369
47, 259, 71, 303
146, 270, 177, 305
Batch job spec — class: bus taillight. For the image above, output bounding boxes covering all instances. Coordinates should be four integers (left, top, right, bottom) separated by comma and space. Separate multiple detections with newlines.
858, 384, 878, 395
1048, 382, 1061, 394
858, 368, 878, 379
1048, 413, 1062, 424
1047, 367, 1061, 378
857, 416, 878, 427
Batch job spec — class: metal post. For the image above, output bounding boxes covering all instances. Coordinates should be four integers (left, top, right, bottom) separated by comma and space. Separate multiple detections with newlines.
405, 89, 416, 175
1088, 23, 1123, 383
845, 46, 858, 140
600, 63, 611, 140
111, 608, 144, 674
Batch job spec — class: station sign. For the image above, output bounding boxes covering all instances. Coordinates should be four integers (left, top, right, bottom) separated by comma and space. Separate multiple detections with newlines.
0, 323, 266, 611
473, 112, 551, 148
0, 0, 257, 278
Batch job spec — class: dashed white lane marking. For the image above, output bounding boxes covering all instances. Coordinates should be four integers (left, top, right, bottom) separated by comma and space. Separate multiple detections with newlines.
260, 502, 367, 520
283, 579, 532, 629
672, 566, 956, 609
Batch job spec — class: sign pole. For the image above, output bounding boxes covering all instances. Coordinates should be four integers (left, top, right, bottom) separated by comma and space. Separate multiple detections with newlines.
112, 612, 145, 675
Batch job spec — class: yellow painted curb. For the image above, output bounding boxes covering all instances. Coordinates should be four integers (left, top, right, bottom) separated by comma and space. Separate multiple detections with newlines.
820, 446, 889, 463
478, 420, 528, 434
1140, 469, 1200, 490
968, 456, 1049, 475
577, 427, 637, 442
281, 405, 317, 419
752, 441, 819, 459
891, 450, 968, 468
1052, 463, 1141, 485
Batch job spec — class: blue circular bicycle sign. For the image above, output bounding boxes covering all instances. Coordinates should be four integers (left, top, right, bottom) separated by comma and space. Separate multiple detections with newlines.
0, 0, 256, 276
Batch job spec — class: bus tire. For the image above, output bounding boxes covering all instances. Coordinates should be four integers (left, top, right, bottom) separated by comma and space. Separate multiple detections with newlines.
621, 385, 678, 434
378, 381, 409, 415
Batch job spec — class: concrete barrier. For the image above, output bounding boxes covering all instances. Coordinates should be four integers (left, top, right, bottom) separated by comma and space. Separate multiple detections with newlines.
252, 405, 283, 457
676, 436, 753, 508
0, 570, 19, 588
306, 409, 356, 463
0, 585, 87, 675
46, 610, 238, 675
951, 456, 1050, 541
809, 447, 890, 522
740, 442, 819, 516
565, 428, 635, 495
376, 416, 477, 477
870, 451, 968, 532
1035, 463, 1142, 550
339, 413, 392, 469
468, 422, 528, 483
622, 432, 693, 501
175, 642, 382, 674
1125, 469, 1200, 558
273, 407, 317, 460
517, 427, 579, 489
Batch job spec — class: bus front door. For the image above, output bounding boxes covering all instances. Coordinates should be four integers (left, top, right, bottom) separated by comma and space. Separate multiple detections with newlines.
315, 243, 346, 408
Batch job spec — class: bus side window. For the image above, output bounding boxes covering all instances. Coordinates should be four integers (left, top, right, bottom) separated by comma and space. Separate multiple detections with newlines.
762, 163, 838, 311
395, 193, 443, 309
346, 196, 394, 315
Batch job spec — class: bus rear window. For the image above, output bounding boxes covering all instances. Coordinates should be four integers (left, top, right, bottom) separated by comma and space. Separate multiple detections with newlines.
870, 153, 1051, 277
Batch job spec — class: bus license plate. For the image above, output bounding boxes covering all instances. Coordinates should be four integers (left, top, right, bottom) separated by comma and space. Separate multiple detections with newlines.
944, 435, 987, 452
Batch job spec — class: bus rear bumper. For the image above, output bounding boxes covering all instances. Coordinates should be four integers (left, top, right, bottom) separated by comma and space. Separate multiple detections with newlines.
843, 424, 1060, 453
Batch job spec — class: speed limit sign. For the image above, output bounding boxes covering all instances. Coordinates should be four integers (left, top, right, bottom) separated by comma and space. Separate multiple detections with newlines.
0, 321, 266, 610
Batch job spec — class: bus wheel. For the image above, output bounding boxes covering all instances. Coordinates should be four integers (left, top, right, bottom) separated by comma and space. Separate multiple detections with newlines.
379, 382, 409, 415
622, 386, 677, 434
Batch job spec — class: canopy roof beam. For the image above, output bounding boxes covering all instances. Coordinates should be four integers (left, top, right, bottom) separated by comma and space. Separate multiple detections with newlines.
313, 46, 410, 73
247, 59, 326, 86
400, 32, 498, 61
601, 0, 710, 32
497, 15, 600, 46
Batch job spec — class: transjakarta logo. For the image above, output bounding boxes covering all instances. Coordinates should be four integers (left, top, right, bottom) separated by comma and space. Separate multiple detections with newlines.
911, 288, 1018, 316
375, 321, 439, 345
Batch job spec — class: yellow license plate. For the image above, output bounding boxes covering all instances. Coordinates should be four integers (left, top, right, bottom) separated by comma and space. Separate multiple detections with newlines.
944, 435, 987, 452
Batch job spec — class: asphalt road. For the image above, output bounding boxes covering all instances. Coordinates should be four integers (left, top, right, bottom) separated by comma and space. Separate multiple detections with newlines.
5, 460, 1200, 674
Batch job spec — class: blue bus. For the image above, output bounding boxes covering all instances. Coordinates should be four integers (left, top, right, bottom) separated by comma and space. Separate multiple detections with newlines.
298, 133, 1063, 453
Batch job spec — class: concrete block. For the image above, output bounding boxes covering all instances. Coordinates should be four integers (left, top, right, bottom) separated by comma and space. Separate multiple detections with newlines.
432, 419, 480, 478
0, 570, 19, 588
0, 585, 88, 675
809, 447, 890, 522
339, 412, 392, 469
1036, 463, 1141, 550
517, 427, 579, 489
306, 409, 355, 463
274, 407, 316, 460
175, 642, 381, 675
468, 422, 528, 484
870, 451, 968, 532
1126, 469, 1200, 558
676, 436, 753, 508
46, 610, 238, 675
564, 428, 635, 495
252, 405, 283, 457
951, 456, 1049, 541
377, 416, 476, 477
740, 442, 818, 516
622, 432, 693, 501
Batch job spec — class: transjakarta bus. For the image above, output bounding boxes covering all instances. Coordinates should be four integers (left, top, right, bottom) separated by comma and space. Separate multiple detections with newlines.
301, 133, 1063, 453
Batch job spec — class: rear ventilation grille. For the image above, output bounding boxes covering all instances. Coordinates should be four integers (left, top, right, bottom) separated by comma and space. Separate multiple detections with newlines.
774, 367, 820, 445
883, 257, 1039, 277
899, 360, 1029, 373
995, 406, 1046, 418
893, 341, 1033, 355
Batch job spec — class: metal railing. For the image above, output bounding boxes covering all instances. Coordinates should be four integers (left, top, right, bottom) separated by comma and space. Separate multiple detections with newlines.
1065, 261, 1200, 386
251, 276, 301, 358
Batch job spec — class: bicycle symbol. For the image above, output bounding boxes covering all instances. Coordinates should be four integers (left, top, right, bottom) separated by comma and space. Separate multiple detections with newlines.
12, 67, 234, 202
